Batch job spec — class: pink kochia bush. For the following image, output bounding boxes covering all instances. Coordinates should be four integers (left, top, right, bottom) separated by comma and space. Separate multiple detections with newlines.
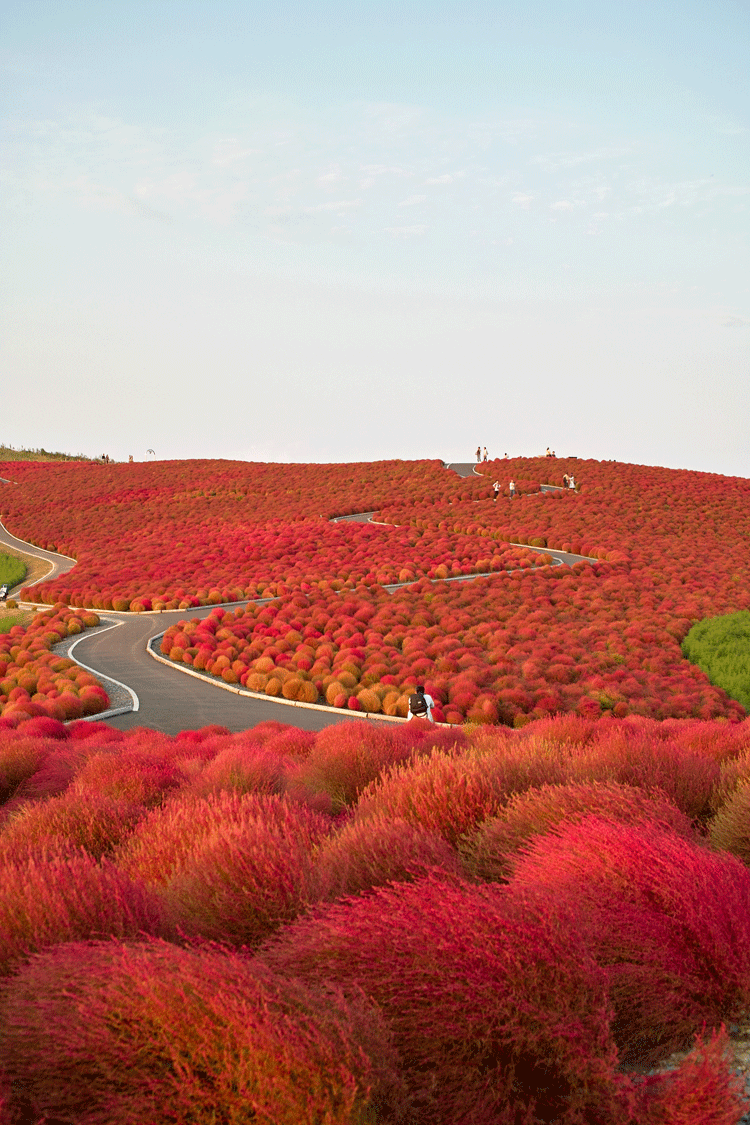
0, 939, 404, 1125
507, 817, 750, 1064
259, 872, 633, 1125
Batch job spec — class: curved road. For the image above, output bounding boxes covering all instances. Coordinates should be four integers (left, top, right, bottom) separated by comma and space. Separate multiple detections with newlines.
0, 463, 592, 734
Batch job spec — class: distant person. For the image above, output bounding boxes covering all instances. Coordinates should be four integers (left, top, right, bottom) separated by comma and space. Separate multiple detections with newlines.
504, 452, 509, 458
545, 447, 552, 457
569, 475, 576, 490
408, 684, 435, 722
476, 446, 481, 462
0, 584, 8, 602
509, 480, 516, 499
492, 480, 500, 501
562, 473, 570, 488
483, 446, 488, 461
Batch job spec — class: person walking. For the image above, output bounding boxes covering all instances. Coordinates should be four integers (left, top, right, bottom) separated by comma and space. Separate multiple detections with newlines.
408, 684, 435, 722
509, 480, 516, 499
476, 446, 481, 462
492, 480, 500, 501
483, 447, 488, 461
569, 475, 576, 490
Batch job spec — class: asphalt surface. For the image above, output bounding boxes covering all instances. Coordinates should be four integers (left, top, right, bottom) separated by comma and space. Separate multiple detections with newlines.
0, 464, 593, 734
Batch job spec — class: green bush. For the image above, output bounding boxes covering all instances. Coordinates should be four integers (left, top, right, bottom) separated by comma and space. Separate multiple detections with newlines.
0, 553, 26, 589
682, 611, 750, 712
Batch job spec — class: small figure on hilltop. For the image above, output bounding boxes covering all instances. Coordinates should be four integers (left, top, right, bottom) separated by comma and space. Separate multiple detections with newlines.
476, 446, 481, 462
546, 447, 552, 457
509, 480, 516, 499
408, 684, 435, 722
483, 446, 488, 461
569, 474, 576, 490
492, 480, 500, 502
562, 473, 570, 488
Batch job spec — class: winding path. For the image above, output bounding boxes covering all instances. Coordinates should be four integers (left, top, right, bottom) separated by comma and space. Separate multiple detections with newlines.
0, 463, 592, 734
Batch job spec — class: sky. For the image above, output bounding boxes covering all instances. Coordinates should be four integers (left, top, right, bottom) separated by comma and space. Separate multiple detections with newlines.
2, 0, 748, 475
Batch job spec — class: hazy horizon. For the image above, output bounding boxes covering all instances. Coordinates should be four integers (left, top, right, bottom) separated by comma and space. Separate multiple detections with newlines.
3, 1, 748, 476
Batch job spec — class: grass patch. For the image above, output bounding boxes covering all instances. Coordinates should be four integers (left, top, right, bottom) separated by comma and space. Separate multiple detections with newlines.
0, 444, 90, 462
0, 606, 34, 632
0, 553, 26, 588
682, 611, 750, 712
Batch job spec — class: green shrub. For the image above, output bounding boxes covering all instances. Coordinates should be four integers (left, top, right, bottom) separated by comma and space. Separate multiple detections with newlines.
682, 611, 750, 712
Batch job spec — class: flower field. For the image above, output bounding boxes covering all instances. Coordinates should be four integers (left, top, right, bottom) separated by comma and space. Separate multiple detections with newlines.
1, 713, 750, 1122
2, 454, 750, 1116
2, 453, 750, 726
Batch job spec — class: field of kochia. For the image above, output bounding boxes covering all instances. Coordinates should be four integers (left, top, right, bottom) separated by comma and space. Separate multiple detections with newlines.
2, 454, 750, 1123
1, 712, 750, 1122
2, 453, 750, 726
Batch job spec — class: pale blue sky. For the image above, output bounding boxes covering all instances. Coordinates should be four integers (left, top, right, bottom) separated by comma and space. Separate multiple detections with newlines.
2, 1, 748, 473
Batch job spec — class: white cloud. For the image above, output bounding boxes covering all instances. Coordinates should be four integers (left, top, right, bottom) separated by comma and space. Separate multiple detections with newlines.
384, 224, 427, 237
511, 193, 534, 208
550, 200, 575, 211
398, 194, 427, 207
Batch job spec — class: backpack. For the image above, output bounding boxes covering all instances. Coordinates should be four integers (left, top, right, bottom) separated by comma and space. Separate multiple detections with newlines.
409, 692, 428, 716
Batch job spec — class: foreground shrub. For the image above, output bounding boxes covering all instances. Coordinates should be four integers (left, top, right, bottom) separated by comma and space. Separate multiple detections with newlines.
314, 814, 462, 900
708, 782, 750, 866
0, 939, 404, 1125
0, 792, 145, 865
259, 873, 632, 1124
634, 1026, 749, 1124
0, 853, 166, 976
183, 739, 288, 799
163, 795, 330, 946
558, 727, 722, 822
461, 781, 696, 883
352, 737, 574, 845
507, 817, 750, 1063
288, 721, 417, 810
69, 746, 184, 807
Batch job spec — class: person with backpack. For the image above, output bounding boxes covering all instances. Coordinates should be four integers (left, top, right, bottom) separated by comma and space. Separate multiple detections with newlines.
408, 684, 435, 722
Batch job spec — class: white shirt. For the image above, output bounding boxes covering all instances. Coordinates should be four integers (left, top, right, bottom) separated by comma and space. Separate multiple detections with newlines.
408, 692, 435, 721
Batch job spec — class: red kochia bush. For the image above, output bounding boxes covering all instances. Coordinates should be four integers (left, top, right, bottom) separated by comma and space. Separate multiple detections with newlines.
0, 792, 145, 865
259, 873, 632, 1124
634, 1026, 749, 1124
183, 739, 288, 798
564, 728, 722, 822
288, 720, 418, 810
507, 817, 750, 1063
69, 746, 185, 807
314, 814, 462, 900
352, 736, 576, 845
460, 780, 696, 883
0, 939, 404, 1125
163, 794, 330, 946
0, 853, 166, 976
